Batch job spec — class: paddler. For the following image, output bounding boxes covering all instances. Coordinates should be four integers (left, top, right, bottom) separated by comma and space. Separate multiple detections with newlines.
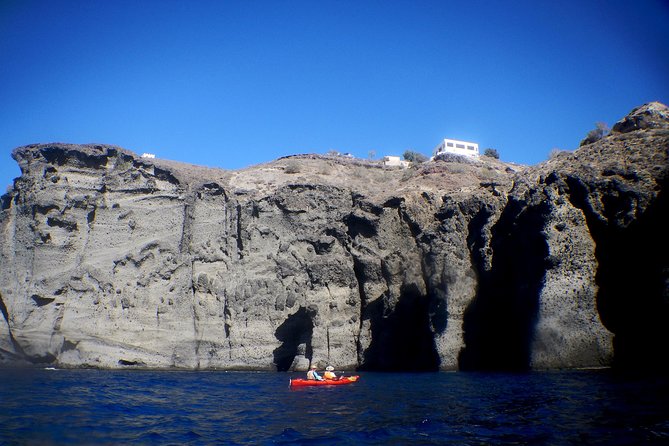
306, 365, 324, 381
323, 365, 337, 380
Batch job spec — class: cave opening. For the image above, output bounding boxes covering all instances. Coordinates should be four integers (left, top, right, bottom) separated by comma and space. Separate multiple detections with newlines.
272, 307, 315, 372
359, 284, 440, 372
459, 198, 550, 371
566, 176, 669, 371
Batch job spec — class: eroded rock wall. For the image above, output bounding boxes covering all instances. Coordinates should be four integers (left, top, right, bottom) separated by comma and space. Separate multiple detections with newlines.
1, 102, 667, 371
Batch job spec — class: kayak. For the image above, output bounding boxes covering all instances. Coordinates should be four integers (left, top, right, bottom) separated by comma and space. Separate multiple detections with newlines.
290, 375, 360, 387
290, 375, 359, 387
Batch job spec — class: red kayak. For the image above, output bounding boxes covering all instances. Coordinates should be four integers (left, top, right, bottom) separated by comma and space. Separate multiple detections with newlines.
290, 375, 360, 387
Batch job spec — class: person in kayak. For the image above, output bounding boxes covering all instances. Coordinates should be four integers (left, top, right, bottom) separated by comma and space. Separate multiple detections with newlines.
323, 366, 338, 380
306, 365, 324, 381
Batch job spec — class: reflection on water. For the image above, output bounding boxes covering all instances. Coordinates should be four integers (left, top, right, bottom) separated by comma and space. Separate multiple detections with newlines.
1, 369, 668, 444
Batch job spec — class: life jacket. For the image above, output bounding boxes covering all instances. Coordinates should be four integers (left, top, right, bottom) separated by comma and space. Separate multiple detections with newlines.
324, 371, 336, 380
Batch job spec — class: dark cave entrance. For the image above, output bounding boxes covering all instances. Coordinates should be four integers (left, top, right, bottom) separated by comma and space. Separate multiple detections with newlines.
359, 284, 441, 372
273, 307, 315, 372
566, 176, 669, 371
459, 197, 550, 371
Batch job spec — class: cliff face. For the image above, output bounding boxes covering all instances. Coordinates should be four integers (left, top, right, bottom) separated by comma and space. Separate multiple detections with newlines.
1, 102, 667, 371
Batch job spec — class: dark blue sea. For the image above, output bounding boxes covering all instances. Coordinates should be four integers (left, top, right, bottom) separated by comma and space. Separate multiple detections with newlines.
1, 368, 668, 445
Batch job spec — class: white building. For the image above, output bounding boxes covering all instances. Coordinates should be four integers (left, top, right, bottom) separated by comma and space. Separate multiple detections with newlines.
433, 138, 479, 158
141, 153, 156, 159
383, 156, 410, 168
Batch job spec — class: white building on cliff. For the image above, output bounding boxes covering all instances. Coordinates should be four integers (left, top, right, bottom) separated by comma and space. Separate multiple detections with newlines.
433, 138, 479, 158
382, 155, 411, 168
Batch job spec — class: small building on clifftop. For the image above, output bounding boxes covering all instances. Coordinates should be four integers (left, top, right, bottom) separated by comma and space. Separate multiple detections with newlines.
433, 138, 479, 158
383, 155, 410, 168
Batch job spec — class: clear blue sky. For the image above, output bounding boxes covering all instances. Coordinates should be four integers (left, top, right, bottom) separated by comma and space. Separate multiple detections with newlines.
2, 0, 668, 191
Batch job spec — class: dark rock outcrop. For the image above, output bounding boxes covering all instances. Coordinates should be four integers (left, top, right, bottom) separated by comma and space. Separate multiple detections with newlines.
1, 103, 667, 371
611, 101, 669, 133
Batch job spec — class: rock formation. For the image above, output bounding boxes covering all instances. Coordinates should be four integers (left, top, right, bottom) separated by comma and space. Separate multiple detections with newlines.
1, 102, 667, 371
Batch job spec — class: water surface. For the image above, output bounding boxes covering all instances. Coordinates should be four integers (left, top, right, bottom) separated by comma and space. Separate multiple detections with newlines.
1, 368, 668, 444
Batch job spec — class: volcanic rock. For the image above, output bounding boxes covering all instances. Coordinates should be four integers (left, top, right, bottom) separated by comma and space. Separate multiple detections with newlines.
1, 103, 667, 371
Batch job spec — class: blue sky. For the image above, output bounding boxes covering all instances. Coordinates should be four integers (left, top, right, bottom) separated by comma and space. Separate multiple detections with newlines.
1, 0, 668, 191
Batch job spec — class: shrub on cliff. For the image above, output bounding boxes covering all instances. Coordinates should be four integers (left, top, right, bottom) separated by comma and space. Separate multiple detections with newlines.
403, 150, 428, 163
580, 122, 610, 146
549, 147, 571, 159
284, 161, 301, 174
483, 148, 499, 159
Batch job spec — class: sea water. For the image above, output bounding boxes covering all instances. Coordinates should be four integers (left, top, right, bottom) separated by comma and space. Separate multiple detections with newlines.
1, 368, 668, 445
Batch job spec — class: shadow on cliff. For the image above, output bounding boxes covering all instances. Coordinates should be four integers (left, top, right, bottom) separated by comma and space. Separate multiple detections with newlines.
459, 197, 550, 371
358, 284, 440, 372
273, 306, 315, 371
566, 176, 669, 372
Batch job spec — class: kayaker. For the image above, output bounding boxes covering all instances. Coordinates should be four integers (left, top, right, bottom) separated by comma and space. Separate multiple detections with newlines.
306, 365, 324, 381
323, 365, 337, 380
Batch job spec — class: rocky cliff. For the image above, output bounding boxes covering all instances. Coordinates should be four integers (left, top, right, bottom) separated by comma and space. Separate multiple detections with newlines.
1, 102, 667, 371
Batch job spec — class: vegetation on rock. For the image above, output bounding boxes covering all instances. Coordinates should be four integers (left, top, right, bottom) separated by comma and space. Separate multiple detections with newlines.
483, 148, 500, 159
